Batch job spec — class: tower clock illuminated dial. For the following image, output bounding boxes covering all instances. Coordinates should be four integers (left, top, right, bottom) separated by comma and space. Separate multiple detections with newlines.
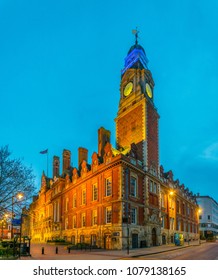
146, 83, 152, 98
123, 82, 133, 97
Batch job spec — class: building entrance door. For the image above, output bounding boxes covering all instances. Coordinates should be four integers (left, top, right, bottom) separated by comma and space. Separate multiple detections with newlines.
104, 234, 111, 249
71, 235, 75, 245
162, 234, 166, 245
91, 234, 97, 246
132, 233, 138, 248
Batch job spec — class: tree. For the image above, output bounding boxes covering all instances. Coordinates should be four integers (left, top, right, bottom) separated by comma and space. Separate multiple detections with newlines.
0, 145, 35, 218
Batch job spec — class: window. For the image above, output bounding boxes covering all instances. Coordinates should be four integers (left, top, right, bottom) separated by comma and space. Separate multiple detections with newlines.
130, 176, 137, 197
176, 218, 180, 231
91, 234, 97, 246
80, 235, 85, 243
187, 205, 190, 216
71, 235, 75, 245
106, 207, 112, 223
188, 223, 190, 232
149, 180, 157, 193
65, 218, 68, 230
72, 216, 77, 229
182, 203, 185, 215
92, 183, 98, 201
73, 194, 77, 208
161, 216, 165, 228
53, 201, 60, 222
92, 210, 97, 225
81, 213, 86, 227
105, 177, 112, 196
176, 200, 180, 213
161, 193, 165, 208
130, 208, 137, 224
199, 215, 202, 220
65, 198, 69, 212
153, 182, 157, 193
82, 189, 86, 205
190, 208, 193, 218
149, 180, 153, 192
208, 215, 211, 220
170, 218, 175, 230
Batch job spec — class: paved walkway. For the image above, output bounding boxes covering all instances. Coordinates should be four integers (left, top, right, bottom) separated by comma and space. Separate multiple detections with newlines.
19, 240, 206, 260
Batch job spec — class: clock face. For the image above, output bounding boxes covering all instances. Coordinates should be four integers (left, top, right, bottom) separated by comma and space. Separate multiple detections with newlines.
146, 83, 152, 98
123, 82, 133, 97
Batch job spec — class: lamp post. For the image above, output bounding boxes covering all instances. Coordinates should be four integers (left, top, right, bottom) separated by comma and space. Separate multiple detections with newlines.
124, 168, 130, 254
167, 191, 174, 244
198, 208, 202, 244
11, 193, 23, 239
11, 195, 14, 239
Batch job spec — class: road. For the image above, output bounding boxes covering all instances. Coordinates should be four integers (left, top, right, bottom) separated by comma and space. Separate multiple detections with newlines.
136, 242, 218, 260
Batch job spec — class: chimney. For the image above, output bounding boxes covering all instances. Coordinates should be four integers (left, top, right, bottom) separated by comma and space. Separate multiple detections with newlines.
62, 149, 71, 173
53, 156, 60, 177
78, 147, 88, 168
98, 127, 111, 158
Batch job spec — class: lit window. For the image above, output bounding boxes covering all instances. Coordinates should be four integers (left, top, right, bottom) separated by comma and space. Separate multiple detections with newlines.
92, 210, 97, 225
92, 183, 98, 201
105, 177, 112, 197
82, 213, 86, 227
82, 189, 86, 205
72, 216, 76, 229
65, 218, 68, 230
73, 194, 77, 208
106, 207, 112, 223
161, 193, 165, 207
65, 198, 69, 211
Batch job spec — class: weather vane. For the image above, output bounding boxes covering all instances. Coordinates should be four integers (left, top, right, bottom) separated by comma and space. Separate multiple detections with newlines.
132, 28, 139, 45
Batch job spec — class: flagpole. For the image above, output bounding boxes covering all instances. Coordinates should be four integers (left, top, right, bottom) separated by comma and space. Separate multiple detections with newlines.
47, 151, 48, 177
40, 149, 49, 177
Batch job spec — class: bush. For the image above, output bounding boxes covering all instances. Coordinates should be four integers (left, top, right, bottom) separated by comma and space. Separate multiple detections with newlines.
47, 239, 66, 243
206, 236, 216, 242
67, 243, 99, 250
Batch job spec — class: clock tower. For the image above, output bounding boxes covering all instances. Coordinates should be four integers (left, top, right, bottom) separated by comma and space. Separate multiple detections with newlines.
115, 30, 159, 173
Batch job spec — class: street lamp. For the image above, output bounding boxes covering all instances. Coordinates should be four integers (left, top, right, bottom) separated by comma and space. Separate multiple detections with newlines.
11, 193, 23, 239
167, 190, 174, 244
124, 167, 130, 254
198, 208, 202, 244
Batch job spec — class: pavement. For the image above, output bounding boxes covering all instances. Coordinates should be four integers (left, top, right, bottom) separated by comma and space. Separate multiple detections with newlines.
19, 240, 206, 260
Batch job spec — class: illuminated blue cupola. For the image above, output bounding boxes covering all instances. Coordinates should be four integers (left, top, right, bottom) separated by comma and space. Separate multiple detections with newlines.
121, 29, 149, 75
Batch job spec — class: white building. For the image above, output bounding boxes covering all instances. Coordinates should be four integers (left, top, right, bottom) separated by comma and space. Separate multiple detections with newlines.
196, 195, 218, 239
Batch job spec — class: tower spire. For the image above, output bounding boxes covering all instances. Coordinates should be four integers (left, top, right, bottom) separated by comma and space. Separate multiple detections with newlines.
132, 28, 139, 45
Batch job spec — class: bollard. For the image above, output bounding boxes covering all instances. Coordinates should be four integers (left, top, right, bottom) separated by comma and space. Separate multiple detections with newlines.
42, 247, 44, 255
55, 247, 58, 254
68, 247, 71, 253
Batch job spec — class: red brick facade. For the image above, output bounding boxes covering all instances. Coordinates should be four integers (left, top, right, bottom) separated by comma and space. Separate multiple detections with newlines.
26, 38, 199, 249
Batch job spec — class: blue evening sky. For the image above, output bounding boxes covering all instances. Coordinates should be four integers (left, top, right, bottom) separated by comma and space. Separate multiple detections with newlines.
0, 0, 218, 202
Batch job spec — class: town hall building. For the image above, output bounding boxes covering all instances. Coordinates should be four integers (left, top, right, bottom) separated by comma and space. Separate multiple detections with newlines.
25, 32, 200, 249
